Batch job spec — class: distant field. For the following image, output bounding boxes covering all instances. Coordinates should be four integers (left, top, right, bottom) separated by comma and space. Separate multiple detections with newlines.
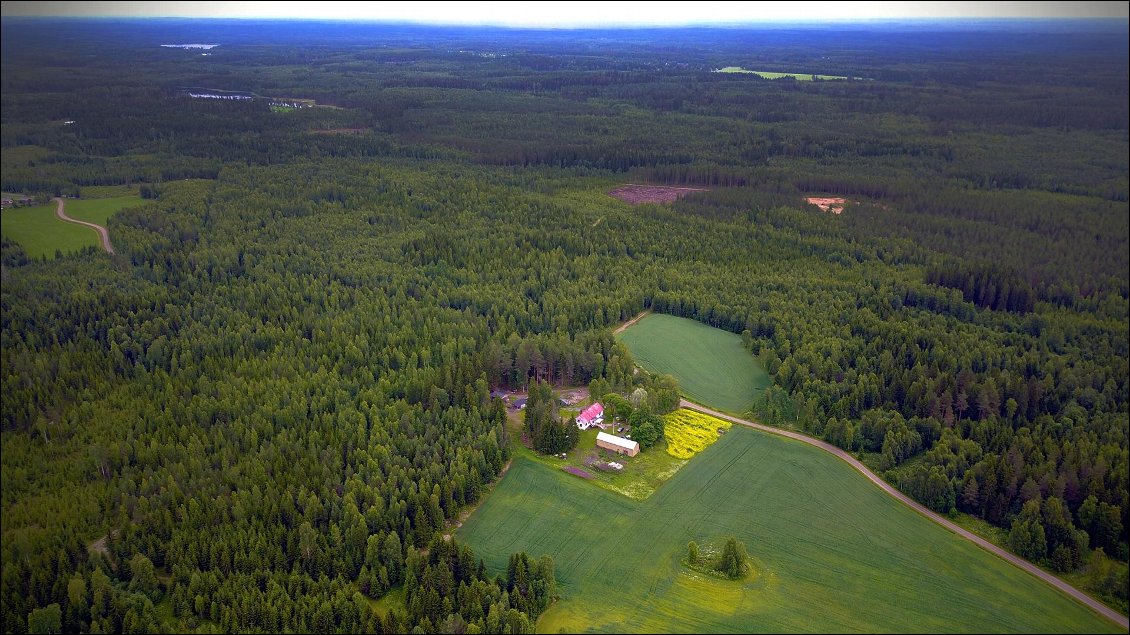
459, 426, 1119, 633
617, 313, 769, 414
715, 66, 849, 80
1, 203, 98, 258
64, 195, 142, 226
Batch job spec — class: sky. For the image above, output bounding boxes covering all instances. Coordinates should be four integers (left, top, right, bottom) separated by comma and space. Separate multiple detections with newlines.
1, 1, 1127, 26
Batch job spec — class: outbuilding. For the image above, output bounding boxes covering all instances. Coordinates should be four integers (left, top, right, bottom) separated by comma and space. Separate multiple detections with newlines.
596, 431, 639, 457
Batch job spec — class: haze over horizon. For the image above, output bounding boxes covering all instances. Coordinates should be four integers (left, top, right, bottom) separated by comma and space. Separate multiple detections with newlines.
1, 1, 1127, 27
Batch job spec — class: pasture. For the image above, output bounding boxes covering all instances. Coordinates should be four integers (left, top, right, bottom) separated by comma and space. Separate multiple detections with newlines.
63, 194, 142, 226
1, 203, 98, 258
458, 426, 1119, 633
617, 313, 769, 414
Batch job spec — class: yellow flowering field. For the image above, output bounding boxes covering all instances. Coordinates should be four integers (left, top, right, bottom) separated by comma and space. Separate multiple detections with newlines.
663, 409, 732, 459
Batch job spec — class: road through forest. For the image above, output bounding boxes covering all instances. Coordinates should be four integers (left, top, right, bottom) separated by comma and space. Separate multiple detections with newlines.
53, 197, 114, 254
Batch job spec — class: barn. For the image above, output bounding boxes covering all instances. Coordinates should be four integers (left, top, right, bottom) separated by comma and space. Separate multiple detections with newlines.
596, 432, 639, 457
575, 402, 604, 430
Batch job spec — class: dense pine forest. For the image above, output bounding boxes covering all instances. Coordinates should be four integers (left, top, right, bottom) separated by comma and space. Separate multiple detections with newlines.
1, 17, 1127, 633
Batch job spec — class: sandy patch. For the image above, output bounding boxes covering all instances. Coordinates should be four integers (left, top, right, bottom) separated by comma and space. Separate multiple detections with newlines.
805, 197, 847, 214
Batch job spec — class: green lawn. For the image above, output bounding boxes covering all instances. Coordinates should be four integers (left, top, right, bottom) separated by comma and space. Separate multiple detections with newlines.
714, 67, 848, 80
617, 313, 769, 414
459, 426, 1119, 633
513, 425, 690, 501
1, 203, 99, 258
63, 195, 142, 226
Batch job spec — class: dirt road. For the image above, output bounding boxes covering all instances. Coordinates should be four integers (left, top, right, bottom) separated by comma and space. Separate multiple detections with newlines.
53, 197, 114, 254
613, 310, 651, 335
679, 399, 1129, 629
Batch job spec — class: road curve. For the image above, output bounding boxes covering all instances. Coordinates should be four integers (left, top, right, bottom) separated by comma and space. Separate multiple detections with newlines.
53, 197, 114, 254
679, 399, 1129, 630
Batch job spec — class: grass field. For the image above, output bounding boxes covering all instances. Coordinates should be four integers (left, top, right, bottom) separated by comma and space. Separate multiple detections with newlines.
0, 204, 99, 258
510, 420, 690, 501
617, 313, 769, 413
458, 426, 1119, 633
63, 195, 141, 226
714, 66, 849, 80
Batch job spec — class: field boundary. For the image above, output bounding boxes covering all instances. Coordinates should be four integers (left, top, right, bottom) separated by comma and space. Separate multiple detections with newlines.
679, 399, 1129, 629
54, 197, 115, 254
613, 309, 651, 334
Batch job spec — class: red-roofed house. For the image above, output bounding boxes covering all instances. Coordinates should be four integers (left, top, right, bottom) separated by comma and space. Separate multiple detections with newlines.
575, 402, 604, 430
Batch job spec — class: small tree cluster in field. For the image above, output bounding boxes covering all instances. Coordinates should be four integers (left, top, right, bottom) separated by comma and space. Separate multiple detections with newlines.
685, 537, 750, 580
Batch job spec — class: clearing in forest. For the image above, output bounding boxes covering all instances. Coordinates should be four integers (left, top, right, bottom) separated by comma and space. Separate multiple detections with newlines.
608, 184, 708, 205
714, 67, 851, 80
63, 195, 142, 226
458, 426, 1119, 634
617, 313, 769, 414
805, 196, 848, 214
1, 203, 98, 258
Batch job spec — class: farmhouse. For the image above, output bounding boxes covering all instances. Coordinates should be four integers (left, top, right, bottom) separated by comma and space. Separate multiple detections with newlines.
575, 402, 604, 430
596, 432, 639, 457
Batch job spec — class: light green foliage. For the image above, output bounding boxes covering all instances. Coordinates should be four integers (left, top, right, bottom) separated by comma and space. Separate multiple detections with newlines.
0, 204, 99, 258
618, 314, 770, 414
62, 195, 142, 226
27, 604, 61, 634
459, 427, 1119, 633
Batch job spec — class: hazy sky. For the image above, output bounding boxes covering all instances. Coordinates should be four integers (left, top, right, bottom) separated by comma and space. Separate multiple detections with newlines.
2, 1, 1127, 26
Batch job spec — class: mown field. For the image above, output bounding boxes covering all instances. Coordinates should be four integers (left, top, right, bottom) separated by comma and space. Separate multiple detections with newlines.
61, 194, 141, 226
0, 203, 99, 258
458, 426, 1118, 633
714, 66, 849, 80
617, 313, 769, 413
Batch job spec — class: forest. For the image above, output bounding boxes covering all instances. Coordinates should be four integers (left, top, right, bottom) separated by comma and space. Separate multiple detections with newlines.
1, 17, 1127, 633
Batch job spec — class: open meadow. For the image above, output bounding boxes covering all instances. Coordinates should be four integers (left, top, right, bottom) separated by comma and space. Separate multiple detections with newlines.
0, 203, 99, 258
459, 426, 1119, 633
617, 313, 770, 414
61, 194, 141, 226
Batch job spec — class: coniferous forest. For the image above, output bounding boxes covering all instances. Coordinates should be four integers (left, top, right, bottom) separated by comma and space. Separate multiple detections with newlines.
1, 17, 1128, 633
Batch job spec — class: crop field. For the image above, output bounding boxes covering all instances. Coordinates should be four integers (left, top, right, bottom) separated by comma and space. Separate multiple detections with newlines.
459, 426, 1118, 633
663, 409, 731, 459
0, 203, 99, 258
62, 195, 142, 226
617, 313, 769, 414
714, 66, 849, 80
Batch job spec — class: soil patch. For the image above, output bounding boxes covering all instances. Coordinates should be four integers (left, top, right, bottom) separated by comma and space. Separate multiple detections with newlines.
563, 466, 594, 479
609, 184, 708, 205
805, 197, 847, 214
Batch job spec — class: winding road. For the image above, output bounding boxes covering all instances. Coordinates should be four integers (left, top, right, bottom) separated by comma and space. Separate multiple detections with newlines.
680, 399, 1129, 629
53, 197, 114, 254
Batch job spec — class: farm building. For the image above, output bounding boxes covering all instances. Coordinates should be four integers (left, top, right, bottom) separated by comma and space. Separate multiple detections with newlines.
510, 397, 527, 410
576, 402, 604, 430
596, 432, 639, 457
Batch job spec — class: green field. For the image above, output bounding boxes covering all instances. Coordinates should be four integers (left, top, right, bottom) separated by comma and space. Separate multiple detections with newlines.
617, 313, 769, 413
63, 195, 141, 226
0, 203, 99, 258
714, 66, 849, 80
459, 426, 1118, 633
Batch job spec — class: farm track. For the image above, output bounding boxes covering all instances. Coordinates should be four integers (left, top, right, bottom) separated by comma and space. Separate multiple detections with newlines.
613, 310, 651, 335
53, 197, 114, 254
679, 399, 1130, 629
